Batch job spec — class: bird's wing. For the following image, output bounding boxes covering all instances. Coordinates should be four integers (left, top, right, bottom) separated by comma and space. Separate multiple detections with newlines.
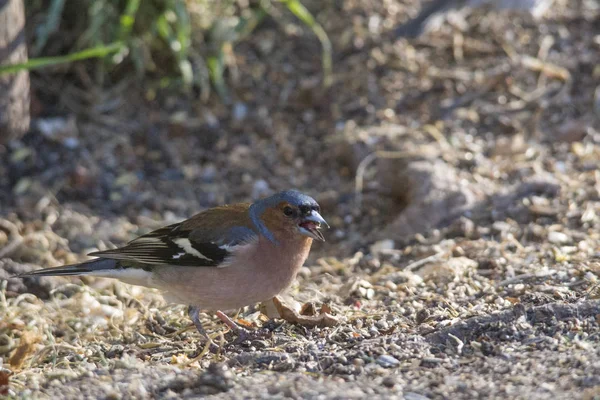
89, 203, 257, 267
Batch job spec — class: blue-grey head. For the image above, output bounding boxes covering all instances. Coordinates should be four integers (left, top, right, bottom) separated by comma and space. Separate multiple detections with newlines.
250, 190, 329, 243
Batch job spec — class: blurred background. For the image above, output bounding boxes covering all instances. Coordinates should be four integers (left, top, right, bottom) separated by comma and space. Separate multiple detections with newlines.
0, 0, 599, 294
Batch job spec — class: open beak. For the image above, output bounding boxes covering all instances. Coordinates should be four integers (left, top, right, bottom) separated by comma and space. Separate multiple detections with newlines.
298, 210, 328, 242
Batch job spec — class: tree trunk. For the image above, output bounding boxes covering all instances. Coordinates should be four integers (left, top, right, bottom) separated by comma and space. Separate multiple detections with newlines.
0, 0, 30, 145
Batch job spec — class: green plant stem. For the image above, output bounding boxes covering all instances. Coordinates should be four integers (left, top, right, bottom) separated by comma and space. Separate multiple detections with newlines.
279, 0, 332, 87
0, 42, 125, 75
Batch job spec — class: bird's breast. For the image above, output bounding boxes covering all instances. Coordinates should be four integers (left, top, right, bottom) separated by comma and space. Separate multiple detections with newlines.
152, 236, 313, 310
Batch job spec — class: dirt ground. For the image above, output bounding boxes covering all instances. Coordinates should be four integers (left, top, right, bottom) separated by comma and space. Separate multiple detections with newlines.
1, 0, 600, 398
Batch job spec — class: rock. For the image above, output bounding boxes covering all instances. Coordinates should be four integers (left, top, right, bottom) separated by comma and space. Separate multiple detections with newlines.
548, 231, 570, 245
376, 355, 400, 368
36, 115, 79, 148
492, 134, 527, 157
404, 393, 431, 400
381, 375, 399, 388
370, 240, 395, 255
417, 257, 478, 283
232, 102, 248, 121
252, 180, 270, 199
544, 119, 589, 143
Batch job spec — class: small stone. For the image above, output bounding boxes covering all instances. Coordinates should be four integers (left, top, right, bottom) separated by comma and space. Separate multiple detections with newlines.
404, 393, 431, 400
376, 355, 400, 368
201, 164, 217, 182
63, 137, 79, 149
232, 102, 248, 121
492, 221, 512, 233
376, 319, 389, 330
545, 119, 589, 143
385, 280, 398, 290
548, 231, 570, 244
370, 240, 395, 255
417, 257, 477, 283
353, 358, 365, 367
252, 180, 270, 199
513, 283, 525, 292
365, 288, 375, 299
382, 376, 398, 388
584, 272, 597, 283
494, 297, 508, 307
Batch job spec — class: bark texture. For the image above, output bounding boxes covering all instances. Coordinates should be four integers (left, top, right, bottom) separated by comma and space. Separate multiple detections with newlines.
0, 0, 30, 144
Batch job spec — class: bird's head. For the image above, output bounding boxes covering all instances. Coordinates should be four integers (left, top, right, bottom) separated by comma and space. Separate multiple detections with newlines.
250, 190, 329, 243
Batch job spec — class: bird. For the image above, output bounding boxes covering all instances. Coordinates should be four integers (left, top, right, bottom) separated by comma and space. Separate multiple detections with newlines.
395, 0, 553, 38
15, 190, 328, 342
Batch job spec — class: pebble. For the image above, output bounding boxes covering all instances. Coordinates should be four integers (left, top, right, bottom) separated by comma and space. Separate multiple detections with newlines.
252, 180, 270, 199
381, 375, 398, 388
376, 320, 389, 330
353, 358, 365, 367
584, 272, 597, 282
233, 102, 248, 121
385, 280, 398, 290
548, 231, 570, 244
376, 355, 400, 368
63, 137, 79, 149
200, 164, 217, 182
370, 240, 395, 255
404, 393, 431, 400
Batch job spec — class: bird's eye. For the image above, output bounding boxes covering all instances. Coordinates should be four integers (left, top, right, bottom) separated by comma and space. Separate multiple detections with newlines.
283, 206, 294, 216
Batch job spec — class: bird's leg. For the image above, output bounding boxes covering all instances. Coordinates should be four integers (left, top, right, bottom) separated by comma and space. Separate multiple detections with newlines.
215, 310, 271, 344
187, 305, 209, 338
187, 306, 220, 343
187, 305, 222, 355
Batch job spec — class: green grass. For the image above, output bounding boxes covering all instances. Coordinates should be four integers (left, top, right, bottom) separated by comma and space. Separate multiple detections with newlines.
1, 0, 332, 99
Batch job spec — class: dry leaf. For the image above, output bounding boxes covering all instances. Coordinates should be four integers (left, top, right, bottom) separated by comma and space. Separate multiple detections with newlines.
272, 297, 340, 328
300, 302, 317, 316
320, 304, 333, 315
0, 370, 9, 396
235, 319, 256, 329
9, 331, 40, 370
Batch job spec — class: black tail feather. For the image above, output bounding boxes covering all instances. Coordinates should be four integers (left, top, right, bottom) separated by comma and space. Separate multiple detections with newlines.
14, 258, 118, 278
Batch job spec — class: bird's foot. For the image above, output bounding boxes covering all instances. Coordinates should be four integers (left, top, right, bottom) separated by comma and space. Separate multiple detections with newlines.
187, 305, 222, 352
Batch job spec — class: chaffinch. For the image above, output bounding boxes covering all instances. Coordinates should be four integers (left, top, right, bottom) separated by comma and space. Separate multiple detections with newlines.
16, 190, 328, 341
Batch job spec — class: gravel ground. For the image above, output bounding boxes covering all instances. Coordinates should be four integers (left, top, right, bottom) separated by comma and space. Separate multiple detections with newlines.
1, 0, 600, 398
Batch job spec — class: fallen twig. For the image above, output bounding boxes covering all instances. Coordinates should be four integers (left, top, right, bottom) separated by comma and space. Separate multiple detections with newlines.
496, 270, 557, 287
404, 252, 447, 272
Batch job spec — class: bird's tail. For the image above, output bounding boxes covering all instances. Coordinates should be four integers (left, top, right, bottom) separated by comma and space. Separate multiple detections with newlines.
15, 258, 118, 278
